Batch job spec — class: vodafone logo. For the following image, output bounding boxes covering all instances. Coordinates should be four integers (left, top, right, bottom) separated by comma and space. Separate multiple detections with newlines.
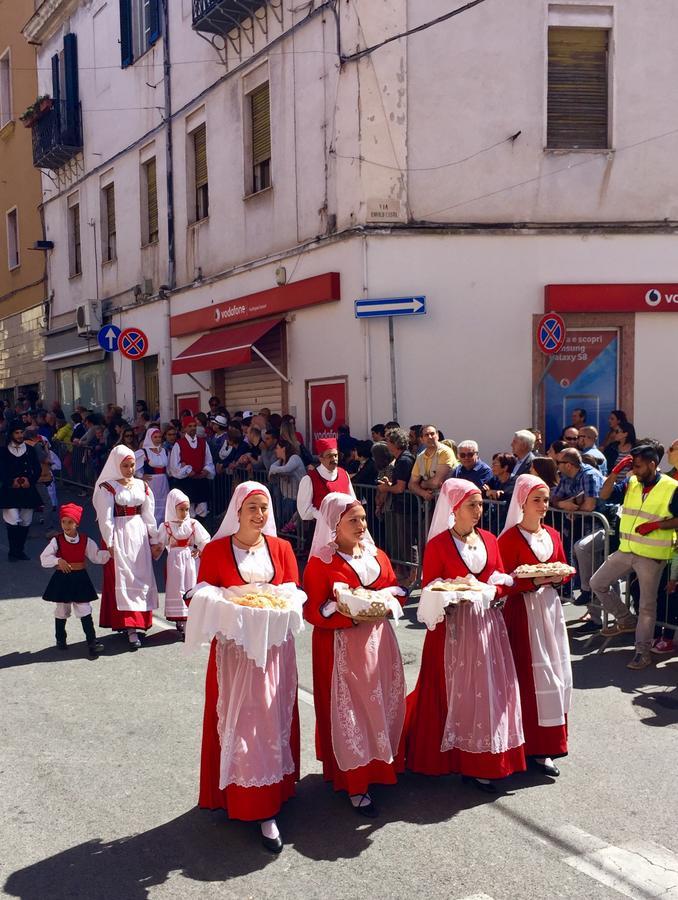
645, 288, 662, 308
321, 399, 337, 428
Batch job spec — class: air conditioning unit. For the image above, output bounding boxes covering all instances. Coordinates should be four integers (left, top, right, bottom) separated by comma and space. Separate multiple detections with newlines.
76, 300, 103, 336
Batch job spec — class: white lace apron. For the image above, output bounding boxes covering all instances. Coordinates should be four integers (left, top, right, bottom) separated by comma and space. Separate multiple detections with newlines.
518, 528, 573, 727
330, 553, 406, 771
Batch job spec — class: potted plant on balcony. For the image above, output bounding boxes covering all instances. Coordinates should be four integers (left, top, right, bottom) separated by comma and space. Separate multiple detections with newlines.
20, 95, 54, 128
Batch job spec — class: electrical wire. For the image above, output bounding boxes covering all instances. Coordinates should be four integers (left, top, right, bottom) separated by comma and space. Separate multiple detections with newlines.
341, 0, 490, 63
332, 135, 517, 173
417, 126, 678, 220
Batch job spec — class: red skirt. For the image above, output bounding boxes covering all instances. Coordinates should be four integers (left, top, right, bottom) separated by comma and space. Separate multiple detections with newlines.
98, 556, 154, 631
405, 623, 526, 780
503, 597, 568, 759
199, 640, 299, 821
312, 629, 405, 795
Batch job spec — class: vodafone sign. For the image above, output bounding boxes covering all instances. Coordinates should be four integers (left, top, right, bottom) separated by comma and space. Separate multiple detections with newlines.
545, 283, 678, 313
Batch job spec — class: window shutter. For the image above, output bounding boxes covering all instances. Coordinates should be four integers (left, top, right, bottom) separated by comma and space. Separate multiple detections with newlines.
106, 185, 116, 238
51, 53, 61, 104
194, 124, 208, 188
146, 158, 158, 241
63, 33, 80, 138
547, 27, 609, 150
119, 0, 134, 68
251, 83, 271, 166
148, 0, 161, 45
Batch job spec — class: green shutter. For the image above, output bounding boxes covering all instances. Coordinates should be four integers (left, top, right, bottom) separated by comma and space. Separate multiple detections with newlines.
194, 124, 208, 188
547, 27, 609, 150
251, 83, 271, 166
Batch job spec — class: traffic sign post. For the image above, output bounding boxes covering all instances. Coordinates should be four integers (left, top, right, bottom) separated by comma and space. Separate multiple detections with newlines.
534, 313, 567, 434
355, 296, 426, 319
354, 296, 427, 421
97, 324, 121, 352
119, 327, 149, 360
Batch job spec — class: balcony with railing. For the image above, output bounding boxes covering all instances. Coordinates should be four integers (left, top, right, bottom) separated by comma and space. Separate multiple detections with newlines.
32, 99, 82, 171
192, 0, 263, 35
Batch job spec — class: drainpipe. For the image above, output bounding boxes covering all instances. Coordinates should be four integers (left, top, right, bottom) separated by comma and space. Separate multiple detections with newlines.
159, 0, 176, 422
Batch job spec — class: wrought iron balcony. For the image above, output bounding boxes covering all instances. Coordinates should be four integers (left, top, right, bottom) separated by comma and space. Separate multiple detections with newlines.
32, 99, 82, 171
192, 0, 262, 35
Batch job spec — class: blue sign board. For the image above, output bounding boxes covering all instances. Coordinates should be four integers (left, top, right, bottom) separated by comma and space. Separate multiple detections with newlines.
355, 296, 426, 319
97, 324, 121, 352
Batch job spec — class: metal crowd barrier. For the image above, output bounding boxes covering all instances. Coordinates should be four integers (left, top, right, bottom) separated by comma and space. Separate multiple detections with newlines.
51, 444, 677, 638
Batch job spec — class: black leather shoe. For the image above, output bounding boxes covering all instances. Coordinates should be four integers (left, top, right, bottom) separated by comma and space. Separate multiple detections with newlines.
261, 834, 283, 853
352, 794, 378, 817
572, 590, 591, 607
128, 637, 141, 651
532, 760, 560, 777
462, 775, 498, 794
56, 641, 68, 651
88, 641, 105, 655
577, 620, 602, 635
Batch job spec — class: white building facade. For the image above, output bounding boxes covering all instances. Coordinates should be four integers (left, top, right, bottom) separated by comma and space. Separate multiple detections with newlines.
25, 0, 678, 451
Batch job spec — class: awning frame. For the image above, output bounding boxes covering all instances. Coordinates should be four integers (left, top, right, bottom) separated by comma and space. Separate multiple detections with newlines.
251, 346, 290, 383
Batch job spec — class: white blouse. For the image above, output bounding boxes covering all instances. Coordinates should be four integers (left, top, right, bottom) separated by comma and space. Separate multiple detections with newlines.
233, 542, 275, 583
518, 526, 554, 563
453, 534, 488, 574
338, 551, 381, 586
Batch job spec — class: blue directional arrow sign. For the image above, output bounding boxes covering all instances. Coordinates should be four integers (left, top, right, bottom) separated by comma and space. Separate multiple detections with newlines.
97, 324, 121, 352
355, 296, 426, 319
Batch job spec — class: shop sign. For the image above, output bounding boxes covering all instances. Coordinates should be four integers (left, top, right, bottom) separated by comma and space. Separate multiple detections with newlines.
308, 379, 347, 446
170, 272, 340, 337
545, 283, 678, 313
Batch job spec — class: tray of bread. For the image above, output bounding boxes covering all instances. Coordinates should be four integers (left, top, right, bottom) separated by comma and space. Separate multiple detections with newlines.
512, 562, 576, 580
228, 588, 290, 610
424, 577, 488, 603
334, 583, 402, 621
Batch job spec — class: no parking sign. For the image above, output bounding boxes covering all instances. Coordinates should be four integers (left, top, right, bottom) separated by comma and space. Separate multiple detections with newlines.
536, 313, 566, 355
119, 327, 149, 360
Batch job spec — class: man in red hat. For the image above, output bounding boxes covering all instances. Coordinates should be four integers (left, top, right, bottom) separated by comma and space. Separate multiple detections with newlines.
297, 437, 355, 521
168, 416, 215, 518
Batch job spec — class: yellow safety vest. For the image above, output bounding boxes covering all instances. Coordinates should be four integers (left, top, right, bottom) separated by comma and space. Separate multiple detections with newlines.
618, 474, 677, 560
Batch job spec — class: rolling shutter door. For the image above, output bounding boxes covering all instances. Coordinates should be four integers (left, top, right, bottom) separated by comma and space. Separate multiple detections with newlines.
223, 323, 284, 414
547, 27, 609, 150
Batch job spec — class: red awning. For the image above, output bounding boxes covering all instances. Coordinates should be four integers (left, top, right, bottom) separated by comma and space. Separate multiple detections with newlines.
171, 318, 282, 375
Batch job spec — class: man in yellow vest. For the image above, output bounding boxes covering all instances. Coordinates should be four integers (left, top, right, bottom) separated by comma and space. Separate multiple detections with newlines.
590, 443, 678, 670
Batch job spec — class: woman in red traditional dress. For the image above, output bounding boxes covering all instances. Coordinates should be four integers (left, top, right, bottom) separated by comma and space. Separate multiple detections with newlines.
405, 479, 526, 793
188, 482, 301, 854
303, 492, 406, 817
498, 474, 573, 778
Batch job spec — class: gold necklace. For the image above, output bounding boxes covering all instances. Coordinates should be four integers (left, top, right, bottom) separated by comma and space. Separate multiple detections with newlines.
452, 527, 479, 547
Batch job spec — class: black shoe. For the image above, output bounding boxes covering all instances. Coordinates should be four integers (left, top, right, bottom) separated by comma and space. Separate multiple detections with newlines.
56, 640, 68, 651
128, 636, 141, 651
351, 794, 378, 817
462, 775, 498, 794
8, 551, 29, 561
88, 640, 105, 655
261, 834, 283, 853
532, 759, 560, 777
572, 590, 591, 607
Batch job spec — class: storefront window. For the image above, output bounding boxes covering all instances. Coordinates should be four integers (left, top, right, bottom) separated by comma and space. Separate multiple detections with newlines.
57, 362, 107, 417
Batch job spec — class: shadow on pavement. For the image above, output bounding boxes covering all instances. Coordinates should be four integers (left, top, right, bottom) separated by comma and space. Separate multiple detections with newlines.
3, 808, 277, 900
0, 629, 181, 670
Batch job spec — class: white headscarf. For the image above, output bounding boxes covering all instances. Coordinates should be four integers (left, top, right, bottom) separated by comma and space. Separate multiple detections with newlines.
212, 481, 277, 542
309, 492, 376, 564
94, 444, 137, 493
428, 478, 482, 541
164, 488, 191, 523
499, 474, 549, 536
142, 427, 162, 451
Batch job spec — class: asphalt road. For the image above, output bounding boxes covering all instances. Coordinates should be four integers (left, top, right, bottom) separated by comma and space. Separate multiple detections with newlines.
2, 489, 678, 900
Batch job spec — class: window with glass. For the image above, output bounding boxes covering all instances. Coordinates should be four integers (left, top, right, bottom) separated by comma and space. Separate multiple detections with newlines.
6, 208, 19, 269
192, 123, 208, 222
250, 82, 271, 193
0, 49, 11, 128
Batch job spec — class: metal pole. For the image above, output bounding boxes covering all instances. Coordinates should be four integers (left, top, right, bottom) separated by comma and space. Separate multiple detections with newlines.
532, 354, 555, 430
389, 316, 398, 421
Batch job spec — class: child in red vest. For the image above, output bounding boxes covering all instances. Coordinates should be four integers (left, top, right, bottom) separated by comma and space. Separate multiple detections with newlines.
40, 503, 110, 656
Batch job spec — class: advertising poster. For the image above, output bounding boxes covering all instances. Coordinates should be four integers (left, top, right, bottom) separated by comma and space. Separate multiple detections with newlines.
308, 379, 347, 447
544, 329, 619, 447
